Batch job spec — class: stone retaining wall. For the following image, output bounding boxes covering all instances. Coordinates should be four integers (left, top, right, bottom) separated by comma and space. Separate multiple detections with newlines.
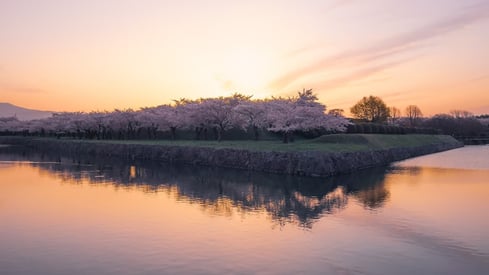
0, 137, 463, 177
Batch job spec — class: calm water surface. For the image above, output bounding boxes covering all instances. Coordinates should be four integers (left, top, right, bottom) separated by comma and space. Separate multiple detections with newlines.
0, 145, 488, 274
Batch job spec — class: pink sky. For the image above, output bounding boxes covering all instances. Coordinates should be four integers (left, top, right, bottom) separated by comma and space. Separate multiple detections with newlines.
1, 0, 488, 116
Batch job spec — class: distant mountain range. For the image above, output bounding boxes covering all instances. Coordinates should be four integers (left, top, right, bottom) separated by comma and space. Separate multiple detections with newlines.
0, 102, 53, 121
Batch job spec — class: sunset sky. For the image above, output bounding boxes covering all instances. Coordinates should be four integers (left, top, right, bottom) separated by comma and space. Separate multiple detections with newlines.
1, 0, 488, 116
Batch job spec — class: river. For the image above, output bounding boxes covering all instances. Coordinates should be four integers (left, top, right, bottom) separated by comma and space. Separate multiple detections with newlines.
0, 145, 488, 274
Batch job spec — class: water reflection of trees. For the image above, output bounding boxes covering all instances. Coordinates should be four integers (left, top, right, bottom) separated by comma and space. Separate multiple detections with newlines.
0, 146, 390, 228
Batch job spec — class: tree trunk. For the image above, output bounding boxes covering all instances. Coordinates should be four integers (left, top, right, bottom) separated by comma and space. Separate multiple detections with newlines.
195, 127, 202, 140
282, 132, 289, 143
253, 126, 259, 141
146, 127, 152, 139
217, 128, 222, 142
213, 127, 219, 140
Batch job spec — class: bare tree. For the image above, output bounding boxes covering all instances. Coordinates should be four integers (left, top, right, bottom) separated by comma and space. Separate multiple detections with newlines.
449, 109, 473, 119
389, 107, 401, 124
405, 105, 423, 127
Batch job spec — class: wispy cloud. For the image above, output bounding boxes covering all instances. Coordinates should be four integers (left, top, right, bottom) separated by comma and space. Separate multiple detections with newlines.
269, 2, 489, 91
315, 58, 414, 91
214, 75, 236, 92
324, 0, 357, 13
0, 82, 47, 94
282, 0, 357, 59
327, 90, 417, 109
339, 203, 489, 270
467, 73, 489, 83
282, 44, 320, 59
13, 87, 46, 93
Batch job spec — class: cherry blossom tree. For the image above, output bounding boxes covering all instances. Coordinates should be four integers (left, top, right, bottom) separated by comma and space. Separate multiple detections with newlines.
233, 100, 267, 140
159, 104, 189, 140
0, 116, 22, 135
39, 112, 73, 136
264, 90, 349, 143
180, 99, 209, 140
88, 111, 110, 139
197, 95, 249, 141
136, 107, 163, 139
0, 91, 351, 142
107, 109, 138, 139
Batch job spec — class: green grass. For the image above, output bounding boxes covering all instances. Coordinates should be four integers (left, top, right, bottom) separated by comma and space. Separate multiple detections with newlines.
314, 134, 457, 149
46, 134, 459, 153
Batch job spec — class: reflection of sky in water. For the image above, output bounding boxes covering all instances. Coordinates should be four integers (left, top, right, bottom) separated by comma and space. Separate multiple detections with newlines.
0, 145, 488, 274
395, 145, 489, 170
0, 145, 368, 229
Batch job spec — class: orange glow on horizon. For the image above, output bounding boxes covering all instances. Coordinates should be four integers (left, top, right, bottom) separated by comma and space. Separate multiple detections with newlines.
1, 1, 488, 115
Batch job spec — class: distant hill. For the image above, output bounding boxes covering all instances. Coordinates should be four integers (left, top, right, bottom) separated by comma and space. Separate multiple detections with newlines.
0, 102, 53, 121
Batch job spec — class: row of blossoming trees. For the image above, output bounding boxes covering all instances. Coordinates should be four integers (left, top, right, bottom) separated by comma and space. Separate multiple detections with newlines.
0, 90, 350, 143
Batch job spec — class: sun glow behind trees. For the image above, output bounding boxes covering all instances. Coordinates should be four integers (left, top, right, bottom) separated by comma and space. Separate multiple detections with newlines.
215, 48, 273, 94
1, 1, 488, 114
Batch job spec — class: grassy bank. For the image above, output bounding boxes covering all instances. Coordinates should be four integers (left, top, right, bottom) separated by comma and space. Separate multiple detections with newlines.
0, 134, 462, 177
30, 134, 459, 153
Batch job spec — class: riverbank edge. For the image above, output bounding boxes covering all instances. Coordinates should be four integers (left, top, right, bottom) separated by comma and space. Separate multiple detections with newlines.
0, 136, 463, 177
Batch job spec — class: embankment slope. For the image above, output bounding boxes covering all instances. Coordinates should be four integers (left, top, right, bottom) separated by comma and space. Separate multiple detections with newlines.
0, 134, 462, 177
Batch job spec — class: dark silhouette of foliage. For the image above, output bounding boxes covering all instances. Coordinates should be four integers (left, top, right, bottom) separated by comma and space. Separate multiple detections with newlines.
422, 113, 484, 137
350, 95, 390, 123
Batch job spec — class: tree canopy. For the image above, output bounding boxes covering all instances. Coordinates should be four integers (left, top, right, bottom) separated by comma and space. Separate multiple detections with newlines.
350, 96, 390, 123
0, 91, 350, 143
